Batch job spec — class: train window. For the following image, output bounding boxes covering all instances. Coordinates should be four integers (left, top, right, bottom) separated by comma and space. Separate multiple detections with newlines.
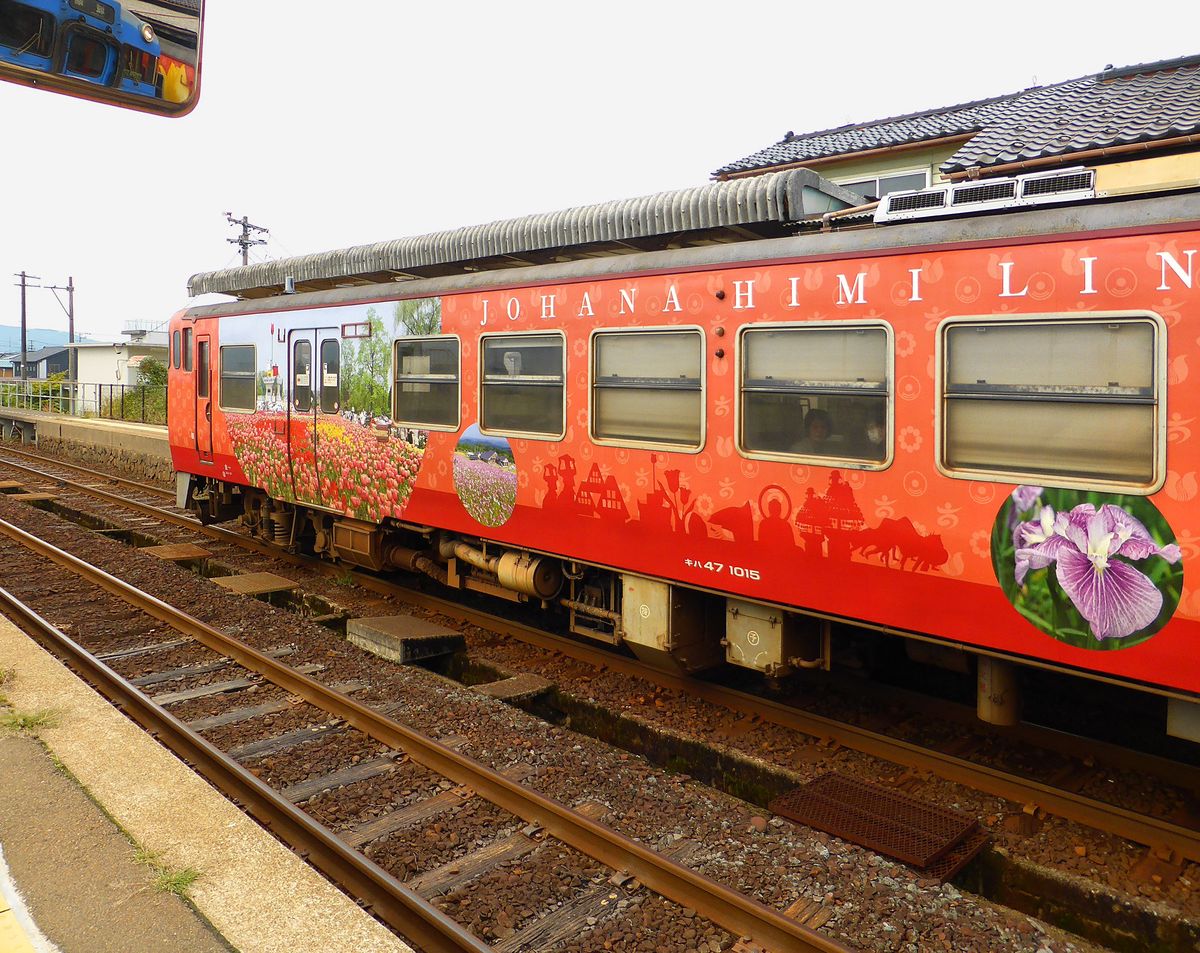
591, 329, 703, 449
940, 316, 1162, 488
182, 328, 193, 372
480, 333, 565, 439
0, 3, 53, 59
64, 34, 110, 80
122, 46, 156, 86
218, 345, 256, 412
393, 337, 460, 430
739, 324, 890, 466
293, 340, 312, 413
319, 339, 340, 414
171, 330, 180, 370
195, 339, 208, 397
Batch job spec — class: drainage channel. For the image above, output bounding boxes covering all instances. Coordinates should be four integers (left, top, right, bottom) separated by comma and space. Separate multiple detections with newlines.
12, 493, 350, 631
9, 487, 1199, 953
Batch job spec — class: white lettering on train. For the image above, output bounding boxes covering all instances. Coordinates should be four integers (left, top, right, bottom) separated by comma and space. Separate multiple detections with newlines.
836, 273, 867, 305
909, 268, 923, 303
474, 249, 1197, 324
662, 285, 682, 313
998, 261, 1030, 298
1158, 250, 1196, 290
1080, 257, 1097, 295
788, 276, 801, 308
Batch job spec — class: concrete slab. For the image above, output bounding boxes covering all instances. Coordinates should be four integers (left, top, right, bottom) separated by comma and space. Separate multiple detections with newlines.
140, 543, 213, 562
347, 615, 465, 664
211, 572, 298, 596
472, 673, 555, 703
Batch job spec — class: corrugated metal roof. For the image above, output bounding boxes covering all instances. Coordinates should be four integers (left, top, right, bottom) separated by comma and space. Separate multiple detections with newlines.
714, 54, 1200, 178
188, 169, 863, 298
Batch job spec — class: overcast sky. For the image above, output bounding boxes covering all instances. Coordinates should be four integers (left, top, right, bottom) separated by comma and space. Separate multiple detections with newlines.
1, 2, 1194, 344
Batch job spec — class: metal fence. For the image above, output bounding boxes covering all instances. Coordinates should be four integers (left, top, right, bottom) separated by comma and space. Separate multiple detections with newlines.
0, 379, 168, 425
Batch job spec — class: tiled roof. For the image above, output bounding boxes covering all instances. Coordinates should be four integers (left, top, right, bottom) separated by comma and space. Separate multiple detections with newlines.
714, 54, 1200, 177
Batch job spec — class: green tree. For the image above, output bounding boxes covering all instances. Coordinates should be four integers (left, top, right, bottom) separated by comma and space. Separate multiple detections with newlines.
394, 297, 441, 336
340, 307, 391, 417
138, 357, 168, 387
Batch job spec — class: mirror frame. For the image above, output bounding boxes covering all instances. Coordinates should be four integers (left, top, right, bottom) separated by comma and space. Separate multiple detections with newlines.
0, 0, 204, 117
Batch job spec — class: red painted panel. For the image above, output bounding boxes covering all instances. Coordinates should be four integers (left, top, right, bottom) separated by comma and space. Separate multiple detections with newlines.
169, 224, 1200, 696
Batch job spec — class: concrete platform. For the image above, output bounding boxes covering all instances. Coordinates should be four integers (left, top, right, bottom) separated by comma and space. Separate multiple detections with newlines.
0, 614, 412, 953
0, 409, 171, 483
347, 615, 465, 664
0, 864, 45, 953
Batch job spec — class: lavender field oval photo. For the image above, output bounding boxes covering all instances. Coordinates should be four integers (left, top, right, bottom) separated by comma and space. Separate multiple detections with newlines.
454, 425, 517, 527
992, 486, 1184, 651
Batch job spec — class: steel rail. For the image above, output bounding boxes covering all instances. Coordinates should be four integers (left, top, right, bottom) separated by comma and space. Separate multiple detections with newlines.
0, 578, 490, 953
429, 602, 1200, 865
0, 446, 174, 501
4, 451, 1197, 862
0, 514, 851, 953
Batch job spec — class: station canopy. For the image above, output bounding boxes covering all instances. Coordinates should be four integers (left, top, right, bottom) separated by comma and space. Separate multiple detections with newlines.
187, 170, 864, 300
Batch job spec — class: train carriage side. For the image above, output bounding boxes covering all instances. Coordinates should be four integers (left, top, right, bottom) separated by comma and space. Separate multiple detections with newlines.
169, 210, 1200, 740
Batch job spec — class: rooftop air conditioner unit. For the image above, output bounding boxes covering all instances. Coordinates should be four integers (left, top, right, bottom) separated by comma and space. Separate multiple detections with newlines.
874, 166, 1096, 224
1017, 167, 1096, 205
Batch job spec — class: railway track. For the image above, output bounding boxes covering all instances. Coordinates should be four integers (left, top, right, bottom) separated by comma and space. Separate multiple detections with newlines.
0, 483, 849, 952
1, 444, 1196, 872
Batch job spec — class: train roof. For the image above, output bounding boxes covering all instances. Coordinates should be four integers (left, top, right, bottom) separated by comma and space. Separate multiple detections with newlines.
186, 170, 865, 300
183, 190, 1200, 322
713, 54, 1200, 179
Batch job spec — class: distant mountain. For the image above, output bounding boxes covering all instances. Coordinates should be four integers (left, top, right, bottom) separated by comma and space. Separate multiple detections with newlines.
0, 326, 101, 354
458, 424, 511, 449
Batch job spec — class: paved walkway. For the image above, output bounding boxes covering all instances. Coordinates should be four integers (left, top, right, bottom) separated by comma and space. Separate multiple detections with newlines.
0, 615, 414, 953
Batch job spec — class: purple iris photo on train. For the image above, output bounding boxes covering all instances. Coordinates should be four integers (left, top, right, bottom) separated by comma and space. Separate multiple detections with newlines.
992, 486, 1184, 650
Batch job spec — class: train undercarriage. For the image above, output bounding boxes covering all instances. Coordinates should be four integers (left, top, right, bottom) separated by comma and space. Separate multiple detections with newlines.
180, 472, 1094, 739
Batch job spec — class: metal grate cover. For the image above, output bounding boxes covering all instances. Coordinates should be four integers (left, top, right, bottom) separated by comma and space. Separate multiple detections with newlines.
921, 825, 990, 883
887, 191, 946, 213
1022, 170, 1094, 196
769, 772, 980, 869
952, 181, 1018, 205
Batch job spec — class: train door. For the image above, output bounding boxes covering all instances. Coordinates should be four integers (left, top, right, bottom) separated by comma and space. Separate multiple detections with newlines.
287, 327, 341, 507
194, 330, 213, 463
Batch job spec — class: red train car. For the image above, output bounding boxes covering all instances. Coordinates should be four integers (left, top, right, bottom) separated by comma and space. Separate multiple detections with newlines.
169, 176, 1200, 741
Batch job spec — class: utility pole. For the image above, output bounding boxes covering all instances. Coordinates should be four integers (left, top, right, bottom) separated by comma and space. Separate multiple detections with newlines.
14, 271, 41, 381
224, 212, 269, 266
46, 277, 76, 411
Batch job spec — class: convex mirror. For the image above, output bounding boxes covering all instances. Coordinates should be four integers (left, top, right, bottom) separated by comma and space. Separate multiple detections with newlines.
0, 0, 202, 116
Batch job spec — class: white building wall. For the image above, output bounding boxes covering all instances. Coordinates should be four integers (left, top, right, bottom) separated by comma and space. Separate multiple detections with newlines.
74, 346, 128, 387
